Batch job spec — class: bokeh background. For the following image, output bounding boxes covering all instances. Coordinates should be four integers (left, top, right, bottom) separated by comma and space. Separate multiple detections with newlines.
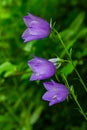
0, 0, 87, 130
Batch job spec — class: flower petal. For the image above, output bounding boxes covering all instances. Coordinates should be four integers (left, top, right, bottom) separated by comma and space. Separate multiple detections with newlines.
23, 16, 31, 27
28, 57, 44, 72
30, 73, 39, 81
42, 80, 69, 106
42, 91, 56, 101
30, 73, 55, 81
44, 80, 69, 91
22, 28, 46, 42
43, 81, 55, 90
28, 57, 56, 80
28, 13, 50, 25
49, 100, 59, 106
22, 13, 51, 42
29, 24, 50, 38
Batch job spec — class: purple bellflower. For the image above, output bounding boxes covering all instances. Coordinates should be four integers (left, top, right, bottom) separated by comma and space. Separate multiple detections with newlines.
42, 80, 69, 106
28, 57, 56, 81
22, 13, 51, 42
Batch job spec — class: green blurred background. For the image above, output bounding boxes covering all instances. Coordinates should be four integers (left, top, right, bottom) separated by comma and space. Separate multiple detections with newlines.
0, 0, 87, 130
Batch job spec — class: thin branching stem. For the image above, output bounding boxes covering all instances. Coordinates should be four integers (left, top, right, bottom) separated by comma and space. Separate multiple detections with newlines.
52, 28, 87, 92
63, 75, 87, 121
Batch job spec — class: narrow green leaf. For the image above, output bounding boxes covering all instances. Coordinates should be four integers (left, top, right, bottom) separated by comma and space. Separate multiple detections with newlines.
30, 106, 43, 125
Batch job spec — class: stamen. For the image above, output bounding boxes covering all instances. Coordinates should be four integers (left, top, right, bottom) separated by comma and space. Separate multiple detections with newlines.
36, 73, 40, 76
52, 95, 57, 99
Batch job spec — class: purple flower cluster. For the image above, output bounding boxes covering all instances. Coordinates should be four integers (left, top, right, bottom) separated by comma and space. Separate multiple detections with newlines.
22, 13, 69, 106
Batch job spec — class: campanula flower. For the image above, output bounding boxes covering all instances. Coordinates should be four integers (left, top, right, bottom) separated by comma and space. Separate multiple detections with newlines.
22, 13, 51, 42
42, 80, 69, 106
28, 57, 56, 81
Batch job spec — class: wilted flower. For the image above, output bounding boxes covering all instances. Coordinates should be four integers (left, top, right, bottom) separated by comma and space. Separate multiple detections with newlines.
22, 13, 51, 42
28, 57, 56, 81
42, 80, 69, 106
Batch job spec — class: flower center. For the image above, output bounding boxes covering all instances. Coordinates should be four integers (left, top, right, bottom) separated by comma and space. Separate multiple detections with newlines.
52, 95, 57, 99
36, 73, 40, 76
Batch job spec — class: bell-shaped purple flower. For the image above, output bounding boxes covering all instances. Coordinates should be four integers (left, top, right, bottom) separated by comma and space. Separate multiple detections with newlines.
28, 57, 56, 81
42, 80, 69, 106
22, 13, 51, 42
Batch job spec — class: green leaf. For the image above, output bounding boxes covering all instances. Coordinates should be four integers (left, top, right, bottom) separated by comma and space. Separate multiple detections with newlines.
0, 62, 16, 77
24, 41, 36, 52
0, 95, 6, 102
30, 106, 43, 125
61, 61, 77, 76
61, 12, 85, 41
0, 115, 12, 122
69, 12, 85, 31
77, 27, 87, 38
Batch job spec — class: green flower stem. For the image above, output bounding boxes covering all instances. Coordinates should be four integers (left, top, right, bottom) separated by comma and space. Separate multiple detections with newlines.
71, 61, 87, 92
52, 28, 70, 58
72, 92, 87, 121
63, 74, 87, 121
52, 28, 87, 92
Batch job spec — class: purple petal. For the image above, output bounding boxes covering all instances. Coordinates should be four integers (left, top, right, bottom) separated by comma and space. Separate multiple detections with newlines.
43, 80, 69, 92
49, 100, 59, 106
42, 91, 56, 101
42, 91, 63, 106
43, 81, 56, 90
22, 13, 51, 42
23, 16, 31, 27
29, 22, 50, 37
22, 28, 30, 41
23, 14, 50, 28
30, 73, 39, 81
27, 13, 44, 22
42, 90, 69, 106
42, 80, 69, 106
23, 13, 43, 27
28, 57, 56, 80
56, 92, 68, 102
22, 28, 47, 42
28, 13, 50, 26
28, 57, 46, 72
43, 80, 60, 91
55, 84, 69, 94
30, 73, 54, 81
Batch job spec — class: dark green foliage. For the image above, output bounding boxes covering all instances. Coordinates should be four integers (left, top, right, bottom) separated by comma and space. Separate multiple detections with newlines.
0, 0, 87, 130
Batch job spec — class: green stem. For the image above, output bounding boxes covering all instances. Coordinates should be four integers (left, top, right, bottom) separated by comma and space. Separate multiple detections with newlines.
52, 28, 70, 58
71, 61, 87, 92
72, 93, 87, 121
63, 74, 87, 121
53, 28, 87, 92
